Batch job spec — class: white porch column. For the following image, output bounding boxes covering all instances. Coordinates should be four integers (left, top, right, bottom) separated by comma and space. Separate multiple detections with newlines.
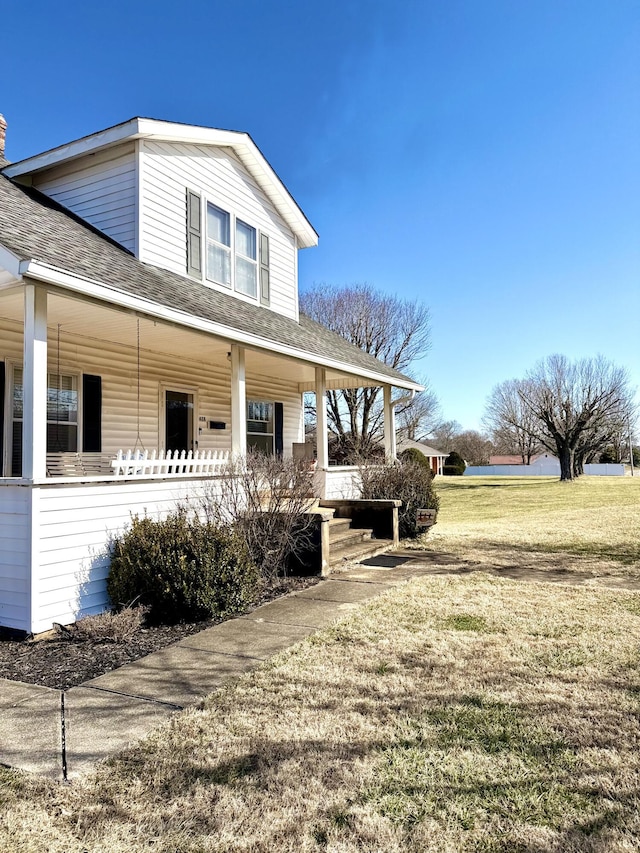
230, 344, 247, 458
23, 283, 48, 479
383, 385, 396, 462
315, 366, 329, 469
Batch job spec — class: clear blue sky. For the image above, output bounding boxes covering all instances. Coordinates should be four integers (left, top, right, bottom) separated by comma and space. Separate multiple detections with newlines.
2, 0, 638, 430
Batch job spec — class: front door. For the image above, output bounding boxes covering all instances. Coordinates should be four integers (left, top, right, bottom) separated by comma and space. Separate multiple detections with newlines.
165, 390, 194, 453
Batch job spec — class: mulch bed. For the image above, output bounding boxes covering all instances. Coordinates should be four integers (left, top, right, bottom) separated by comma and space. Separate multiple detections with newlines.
0, 576, 320, 692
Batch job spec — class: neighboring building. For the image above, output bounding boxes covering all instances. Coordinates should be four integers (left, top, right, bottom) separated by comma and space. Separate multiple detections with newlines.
397, 439, 448, 476
489, 454, 547, 465
0, 116, 421, 633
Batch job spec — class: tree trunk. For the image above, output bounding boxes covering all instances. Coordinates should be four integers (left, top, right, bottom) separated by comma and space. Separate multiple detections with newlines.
559, 446, 574, 481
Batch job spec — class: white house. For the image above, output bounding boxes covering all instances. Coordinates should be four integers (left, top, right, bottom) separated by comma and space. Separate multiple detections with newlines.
0, 116, 421, 635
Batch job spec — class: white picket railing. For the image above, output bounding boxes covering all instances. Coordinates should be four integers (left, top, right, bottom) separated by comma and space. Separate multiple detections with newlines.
112, 448, 230, 478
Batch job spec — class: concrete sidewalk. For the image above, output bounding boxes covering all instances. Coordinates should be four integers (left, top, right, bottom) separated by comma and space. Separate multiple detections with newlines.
0, 555, 423, 781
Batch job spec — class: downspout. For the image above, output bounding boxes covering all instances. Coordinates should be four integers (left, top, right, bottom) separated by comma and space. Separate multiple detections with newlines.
389, 388, 416, 461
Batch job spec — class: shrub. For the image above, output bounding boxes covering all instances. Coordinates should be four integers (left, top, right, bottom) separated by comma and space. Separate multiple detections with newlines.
201, 451, 318, 582
399, 447, 432, 471
107, 509, 259, 623
359, 458, 439, 539
444, 450, 466, 476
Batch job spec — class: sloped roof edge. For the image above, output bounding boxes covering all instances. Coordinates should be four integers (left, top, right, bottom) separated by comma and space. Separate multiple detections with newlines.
2, 117, 318, 248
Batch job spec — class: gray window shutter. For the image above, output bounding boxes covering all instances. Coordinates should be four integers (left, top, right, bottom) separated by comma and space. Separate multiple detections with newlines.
186, 189, 202, 277
259, 232, 270, 306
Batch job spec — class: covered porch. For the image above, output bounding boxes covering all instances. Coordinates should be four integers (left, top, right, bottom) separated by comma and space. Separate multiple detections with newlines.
0, 282, 414, 633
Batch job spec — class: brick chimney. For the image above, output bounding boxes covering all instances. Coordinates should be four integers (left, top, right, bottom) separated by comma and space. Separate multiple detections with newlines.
0, 114, 6, 159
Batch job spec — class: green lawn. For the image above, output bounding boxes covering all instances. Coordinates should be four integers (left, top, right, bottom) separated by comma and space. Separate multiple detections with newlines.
1, 476, 640, 852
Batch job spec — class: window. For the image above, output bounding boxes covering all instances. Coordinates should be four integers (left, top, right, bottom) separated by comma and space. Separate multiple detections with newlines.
235, 219, 257, 298
47, 372, 78, 452
247, 400, 274, 455
11, 367, 78, 475
206, 203, 231, 287
197, 197, 260, 299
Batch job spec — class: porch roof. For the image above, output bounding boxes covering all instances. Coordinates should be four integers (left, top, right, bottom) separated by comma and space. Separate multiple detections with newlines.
0, 174, 421, 392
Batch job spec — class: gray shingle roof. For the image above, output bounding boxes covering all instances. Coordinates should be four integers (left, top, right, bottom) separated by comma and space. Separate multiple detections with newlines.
0, 174, 418, 387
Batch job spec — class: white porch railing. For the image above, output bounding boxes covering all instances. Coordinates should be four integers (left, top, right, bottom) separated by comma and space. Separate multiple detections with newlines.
112, 448, 230, 478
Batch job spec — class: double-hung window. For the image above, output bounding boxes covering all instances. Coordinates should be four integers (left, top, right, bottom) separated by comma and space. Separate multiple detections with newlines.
247, 400, 274, 455
206, 203, 231, 287
235, 219, 257, 298
202, 200, 258, 298
10, 367, 79, 476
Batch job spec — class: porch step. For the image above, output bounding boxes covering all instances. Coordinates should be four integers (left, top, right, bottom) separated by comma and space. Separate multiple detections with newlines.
329, 538, 395, 567
329, 526, 373, 550
328, 517, 353, 536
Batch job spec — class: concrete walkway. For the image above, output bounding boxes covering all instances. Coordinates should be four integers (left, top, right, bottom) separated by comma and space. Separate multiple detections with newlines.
0, 555, 425, 781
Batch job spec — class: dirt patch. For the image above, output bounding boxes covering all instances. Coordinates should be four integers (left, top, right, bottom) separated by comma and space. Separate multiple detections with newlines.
0, 576, 319, 691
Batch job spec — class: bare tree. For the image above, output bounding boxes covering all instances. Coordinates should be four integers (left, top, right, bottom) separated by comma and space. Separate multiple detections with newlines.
201, 452, 317, 582
301, 283, 432, 461
449, 430, 494, 466
427, 420, 461, 452
520, 355, 635, 481
483, 379, 543, 464
395, 382, 441, 442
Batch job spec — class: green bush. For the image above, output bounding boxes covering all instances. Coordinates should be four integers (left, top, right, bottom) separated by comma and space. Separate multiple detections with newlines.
359, 458, 439, 539
399, 447, 432, 471
443, 450, 466, 476
107, 509, 259, 623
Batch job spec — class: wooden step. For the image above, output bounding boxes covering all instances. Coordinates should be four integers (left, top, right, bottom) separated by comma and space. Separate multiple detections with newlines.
329, 527, 373, 549
328, 517, 352, 535
329, 538, 395, 567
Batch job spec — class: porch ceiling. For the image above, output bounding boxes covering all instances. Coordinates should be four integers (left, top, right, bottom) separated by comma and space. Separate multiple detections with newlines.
0, 289, 384, 390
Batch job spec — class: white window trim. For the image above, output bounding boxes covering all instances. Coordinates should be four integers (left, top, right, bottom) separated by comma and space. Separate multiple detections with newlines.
202, 198, 259, 303
4, 360, 83, 476
246, 399, 275, 455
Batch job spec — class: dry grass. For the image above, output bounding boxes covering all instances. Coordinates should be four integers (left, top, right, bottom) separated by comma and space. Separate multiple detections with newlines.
409, 476, 640, 582
2, 475, 640, 851
2, 573, 640, 852
56, 605, 148, 643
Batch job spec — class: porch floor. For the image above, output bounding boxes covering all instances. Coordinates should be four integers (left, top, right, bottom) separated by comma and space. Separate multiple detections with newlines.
0, 555, 428, 781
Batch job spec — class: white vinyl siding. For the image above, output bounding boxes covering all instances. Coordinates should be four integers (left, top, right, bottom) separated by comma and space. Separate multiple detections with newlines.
0, 484, 30, 631
33, 144, 137, 251
0, 318, 303, 468
139, 140, 298, 320
33, 477, 225, 633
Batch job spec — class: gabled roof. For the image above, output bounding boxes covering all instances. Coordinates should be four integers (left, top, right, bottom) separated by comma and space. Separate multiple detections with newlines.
0, 174, 421, 391
397, 439, 448, 457
2, 118, 318, 249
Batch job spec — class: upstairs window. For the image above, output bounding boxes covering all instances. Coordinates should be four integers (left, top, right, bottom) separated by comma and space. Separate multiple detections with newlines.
235, 219, 257, 298
187, 191, 267, 303
206, 203, 231, 287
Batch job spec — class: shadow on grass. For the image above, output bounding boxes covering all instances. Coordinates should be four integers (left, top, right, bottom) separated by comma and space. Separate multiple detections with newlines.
398, 541, 640, 588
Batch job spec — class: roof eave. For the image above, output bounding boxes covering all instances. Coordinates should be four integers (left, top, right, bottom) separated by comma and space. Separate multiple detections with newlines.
21, 260, 421, 392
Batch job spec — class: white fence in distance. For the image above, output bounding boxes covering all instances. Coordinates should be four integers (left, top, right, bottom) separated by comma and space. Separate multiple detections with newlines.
464, 462, 625, 477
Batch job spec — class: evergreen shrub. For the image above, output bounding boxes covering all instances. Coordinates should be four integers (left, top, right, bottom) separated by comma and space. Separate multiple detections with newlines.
399, 447, 432, 471
444, 450, 466, 476
107, 508, 259, 623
